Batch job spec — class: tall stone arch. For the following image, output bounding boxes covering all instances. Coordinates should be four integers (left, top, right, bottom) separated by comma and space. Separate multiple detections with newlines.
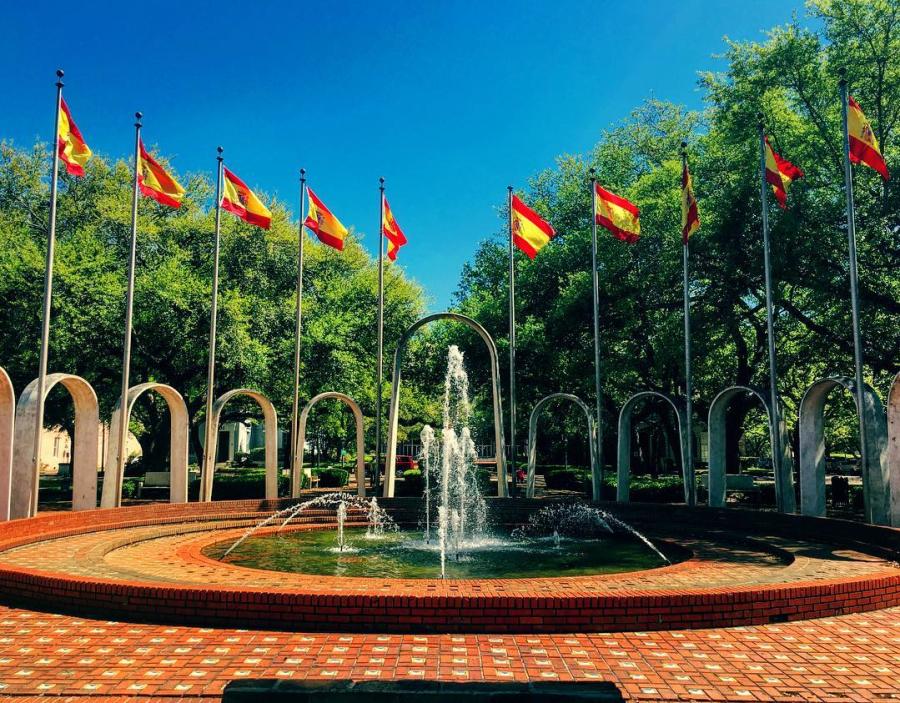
799, 376, 891, 525
383, 312, 507, 498
616, 391, 693, 505
99, 383, 190, 508
11, 373, 99, 519
525, 393, 598, 500
707, 385, 795, 513
887, 372, 900, 526
0, 368, 14, 521
293, 392, 366, 498
200, 388, 278, 502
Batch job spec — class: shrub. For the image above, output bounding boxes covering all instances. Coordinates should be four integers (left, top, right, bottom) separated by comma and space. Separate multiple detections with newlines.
122, 478, 141, 499
248, 447, 266, 465
545, 467, 590, 491
314, 467, 349, 488
396, 469, 425, 496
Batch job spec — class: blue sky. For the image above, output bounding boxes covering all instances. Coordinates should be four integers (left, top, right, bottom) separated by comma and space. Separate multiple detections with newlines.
2, 0, 809, 310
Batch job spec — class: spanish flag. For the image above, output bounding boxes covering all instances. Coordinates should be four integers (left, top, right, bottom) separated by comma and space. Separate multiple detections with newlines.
681, 161, 700, 244
138, 140, 185, 208
221, 167, 272, 229
848, 96, 890, 180
58, 98, 91, 177
382, 195, 407, 261
304, 187, 348, 250
511, 194, 555, 259
764, 137, 804, 209
594, 183, 640, 244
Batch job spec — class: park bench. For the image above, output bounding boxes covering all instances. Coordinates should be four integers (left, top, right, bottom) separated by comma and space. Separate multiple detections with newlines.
138, 471, 171, 498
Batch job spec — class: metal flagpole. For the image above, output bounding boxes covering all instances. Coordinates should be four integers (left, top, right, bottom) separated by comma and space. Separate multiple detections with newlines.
290, 169, 307, 497
757, 118, 786, 512
589, 169, 604, 498
200, 146, 224, 502
680, 143, 696, 507
375, 177, 385, 494
507, 185, 517, 495
113, 112, 143, 500
30, 69, 66, 515
839, 70, 871, 520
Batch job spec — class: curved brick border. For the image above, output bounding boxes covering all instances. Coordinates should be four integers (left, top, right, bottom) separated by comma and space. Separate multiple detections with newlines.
0, 498, 897, 633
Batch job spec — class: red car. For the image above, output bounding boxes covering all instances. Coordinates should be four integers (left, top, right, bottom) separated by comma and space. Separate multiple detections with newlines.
377, 455, 419, 476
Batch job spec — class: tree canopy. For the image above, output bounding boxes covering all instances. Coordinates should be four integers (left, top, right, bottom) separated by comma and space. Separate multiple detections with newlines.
452, 0, 900, 468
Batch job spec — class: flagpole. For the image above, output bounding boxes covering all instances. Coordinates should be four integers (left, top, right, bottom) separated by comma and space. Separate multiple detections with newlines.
839, 70, 871, 521
30, 69, 66, 515
507, 185, 518, 494
589, 168, 604, 500
290, 169, 307, 497
201, 146, 224, 502
756, 118, 787, 512
375, 177, 385, 495
680, 143, 696, 507
113, 111, 143, 501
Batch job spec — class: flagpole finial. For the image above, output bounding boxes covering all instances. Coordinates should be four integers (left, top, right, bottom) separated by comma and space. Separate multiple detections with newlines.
300, 168, 306, 179
507, 185, 513, 193
589, 167, 596, 182
55, 69, 64, 87
216, 146, 223, 163
839, 66, 847, 86
379, 176, 385, 191
135, 112, 142, 127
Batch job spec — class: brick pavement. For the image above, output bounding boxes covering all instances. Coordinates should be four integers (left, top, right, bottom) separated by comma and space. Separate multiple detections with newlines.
0, 603, 898, 701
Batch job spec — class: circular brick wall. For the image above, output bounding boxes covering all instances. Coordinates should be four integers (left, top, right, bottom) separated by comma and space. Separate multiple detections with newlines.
0, 498, 897, 633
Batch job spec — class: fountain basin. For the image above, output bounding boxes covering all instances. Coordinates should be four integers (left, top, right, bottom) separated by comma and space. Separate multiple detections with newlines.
0, 498, 897, 633
207, 527, 683, 579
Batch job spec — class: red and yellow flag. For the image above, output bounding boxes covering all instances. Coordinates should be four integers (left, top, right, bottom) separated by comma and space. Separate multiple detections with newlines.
511, 194, 555, 259
221, 167, 272, 229
57, 98, 91, 177
382, 195, 407, 261
304, 187, 348, 250
138, 140, 185, 208
594, 183, 640, 244
681, 161, 700, 244
764, 137, 804, 209
848, 96, 889, 181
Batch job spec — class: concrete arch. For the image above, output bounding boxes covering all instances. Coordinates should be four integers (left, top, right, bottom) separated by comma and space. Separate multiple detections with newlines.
293, 392, 366, 498
616, 391, 693, 505
888, 372, 900, 526
0, 368, 13, 521
383, 312, 507, 498
200, 388, 278, 502
11, 373, 99, 519
799, 376, 892, 525
707, 385, 795, 513
525, 393, 598, 500
99, 383, 189, 508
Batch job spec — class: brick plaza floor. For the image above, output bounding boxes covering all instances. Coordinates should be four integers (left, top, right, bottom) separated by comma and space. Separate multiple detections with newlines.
0, 603, 897, 701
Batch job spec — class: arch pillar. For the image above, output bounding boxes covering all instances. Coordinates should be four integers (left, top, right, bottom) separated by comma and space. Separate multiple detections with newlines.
887, 372, 900, 526
293, 392, 366, 497
383, 313, 507, 498
100, 383, 190, 508
200, 389, 278, 502
707, 384, 795, 512
0, 368, 14, 521
11, 374, 99, 519
616, 391, 693, 505
799, 376, 891, 525
525, 393, 598, 500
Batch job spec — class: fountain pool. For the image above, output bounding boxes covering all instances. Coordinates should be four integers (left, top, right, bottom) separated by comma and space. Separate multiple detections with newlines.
206, 527, 680, 579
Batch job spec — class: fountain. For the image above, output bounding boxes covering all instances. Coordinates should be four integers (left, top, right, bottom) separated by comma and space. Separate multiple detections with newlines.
217, 347, 669, 580
222, 492, 393, 558
336, 500, 346, 551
